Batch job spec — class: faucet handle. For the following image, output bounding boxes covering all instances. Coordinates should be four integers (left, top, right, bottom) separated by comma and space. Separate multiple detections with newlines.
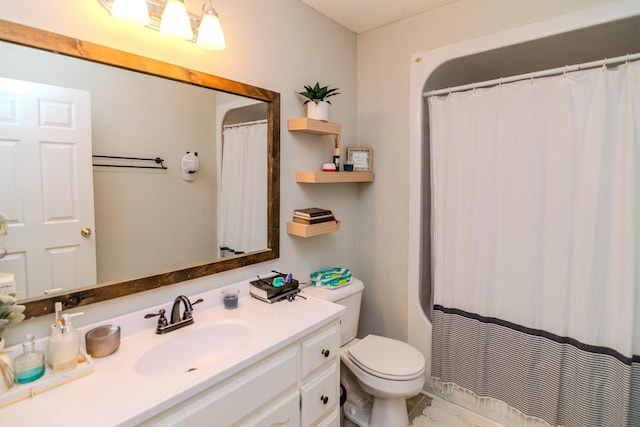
144, 308, 168, 329
182, 298, 204, 321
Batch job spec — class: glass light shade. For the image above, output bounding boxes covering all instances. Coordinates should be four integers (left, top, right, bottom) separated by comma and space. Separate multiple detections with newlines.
160, 0, 193, 40
111, 0, 150, 26
197, 10, 226, 51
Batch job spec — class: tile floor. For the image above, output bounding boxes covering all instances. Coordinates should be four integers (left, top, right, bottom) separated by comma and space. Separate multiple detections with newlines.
343, 393, 432, 426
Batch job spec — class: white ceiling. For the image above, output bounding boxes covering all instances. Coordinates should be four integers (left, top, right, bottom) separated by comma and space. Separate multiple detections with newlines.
300, 0, 457, 34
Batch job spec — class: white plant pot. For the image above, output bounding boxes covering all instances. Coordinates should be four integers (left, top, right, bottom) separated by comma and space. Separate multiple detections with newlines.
306, 101, 329, 121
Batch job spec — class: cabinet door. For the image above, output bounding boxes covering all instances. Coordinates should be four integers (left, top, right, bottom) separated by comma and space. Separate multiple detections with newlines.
140, 346, 298, 427
300, 363, 339, 427
236, 390, 300, 427
300, 322, 339, 380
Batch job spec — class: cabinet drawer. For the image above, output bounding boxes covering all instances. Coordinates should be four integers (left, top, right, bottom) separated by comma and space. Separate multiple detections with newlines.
236, 390, 301, 427
313, 408, 339, 427
300, 363, 338, 427
300, 321, 340, 380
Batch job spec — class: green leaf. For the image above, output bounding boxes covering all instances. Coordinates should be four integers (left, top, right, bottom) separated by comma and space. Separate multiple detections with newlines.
296, 82, 340, 103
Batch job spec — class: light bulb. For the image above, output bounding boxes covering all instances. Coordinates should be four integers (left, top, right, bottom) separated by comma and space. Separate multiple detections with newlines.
197, 8, 226, 51
111, 0, 150, 26
160, 0, 193, 40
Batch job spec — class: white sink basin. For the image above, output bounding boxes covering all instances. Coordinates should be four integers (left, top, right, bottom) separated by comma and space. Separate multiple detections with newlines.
135, 322, 250, 376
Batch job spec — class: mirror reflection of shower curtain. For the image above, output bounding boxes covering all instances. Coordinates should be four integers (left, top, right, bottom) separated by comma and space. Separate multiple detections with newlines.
218, 121, 267, 257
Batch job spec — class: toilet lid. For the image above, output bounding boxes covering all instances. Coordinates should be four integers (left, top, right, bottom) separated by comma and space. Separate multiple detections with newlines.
347, 335, 425, 380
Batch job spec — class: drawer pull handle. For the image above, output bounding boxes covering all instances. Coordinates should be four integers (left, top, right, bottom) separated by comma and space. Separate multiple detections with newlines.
321, 349, 330, 358
320, 395, 329, 405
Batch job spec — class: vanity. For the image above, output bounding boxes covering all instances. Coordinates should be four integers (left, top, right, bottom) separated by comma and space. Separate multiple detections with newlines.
1, 279, 344, 427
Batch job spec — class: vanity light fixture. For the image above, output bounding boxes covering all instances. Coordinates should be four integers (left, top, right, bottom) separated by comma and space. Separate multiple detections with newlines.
196, 0, 226, 51
98, 0, 226, 50
110, 0, 150, 26
160, 0, 192, 39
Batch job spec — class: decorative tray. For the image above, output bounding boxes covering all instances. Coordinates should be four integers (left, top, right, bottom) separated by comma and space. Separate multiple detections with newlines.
0, 350, 94, 408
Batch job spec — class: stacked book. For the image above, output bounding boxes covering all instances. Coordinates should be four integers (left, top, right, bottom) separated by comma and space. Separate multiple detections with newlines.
250, 274, 300, 303
293, 207, 335, 225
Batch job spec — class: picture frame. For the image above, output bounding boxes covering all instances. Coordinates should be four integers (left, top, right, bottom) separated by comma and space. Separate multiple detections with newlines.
347, 147, 373, 172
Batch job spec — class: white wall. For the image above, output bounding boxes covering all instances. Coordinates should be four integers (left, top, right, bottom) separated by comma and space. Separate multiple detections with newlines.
355, 0, 618, 341
2, 0, 621, 347
1, 0, 358, 345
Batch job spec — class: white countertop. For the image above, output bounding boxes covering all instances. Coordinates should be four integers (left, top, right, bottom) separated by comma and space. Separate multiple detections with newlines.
1, 279, 344, 426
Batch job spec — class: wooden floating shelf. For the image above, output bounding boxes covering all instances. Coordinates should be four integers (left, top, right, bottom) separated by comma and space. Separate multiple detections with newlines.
287, 221, 340, 237
288, 118, 341, 135
296, 171, 374, 183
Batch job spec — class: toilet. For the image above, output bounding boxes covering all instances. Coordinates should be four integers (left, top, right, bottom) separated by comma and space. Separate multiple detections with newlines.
303, 278, 425, 427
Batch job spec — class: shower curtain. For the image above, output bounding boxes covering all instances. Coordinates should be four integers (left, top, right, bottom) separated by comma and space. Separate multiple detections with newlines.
428, 60, 640, 426
218, 121, 267, 256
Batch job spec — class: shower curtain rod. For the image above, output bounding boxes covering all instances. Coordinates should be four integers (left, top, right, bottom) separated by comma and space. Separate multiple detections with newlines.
222, 119, 267, 129
424, 52, 640, 97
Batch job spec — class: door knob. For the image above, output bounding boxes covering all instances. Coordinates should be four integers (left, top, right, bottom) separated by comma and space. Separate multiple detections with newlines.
81, 227, 92, 237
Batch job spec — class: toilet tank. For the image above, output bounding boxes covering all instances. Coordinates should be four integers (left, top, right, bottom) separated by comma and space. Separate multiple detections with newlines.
302, 277, 365, 346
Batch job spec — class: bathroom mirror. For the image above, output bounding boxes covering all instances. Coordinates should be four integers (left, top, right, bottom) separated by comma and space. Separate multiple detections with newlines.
0, 20, 280, 318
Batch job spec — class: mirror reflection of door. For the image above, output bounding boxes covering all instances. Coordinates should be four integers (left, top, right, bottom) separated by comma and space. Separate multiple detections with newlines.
0, 77, 96, 299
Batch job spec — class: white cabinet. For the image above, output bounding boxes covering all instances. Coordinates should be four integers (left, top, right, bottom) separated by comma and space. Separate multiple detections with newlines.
314, 409, 340, 427
300, 322, 340, 426
301, 322, 340, 380
237, 390, 301, 427
300, 363, 338, 426
141, 320, 340, 427
139, 345, 299, 427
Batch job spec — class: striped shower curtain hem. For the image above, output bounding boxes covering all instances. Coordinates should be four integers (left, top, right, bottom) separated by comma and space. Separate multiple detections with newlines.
432, 305, 639, 427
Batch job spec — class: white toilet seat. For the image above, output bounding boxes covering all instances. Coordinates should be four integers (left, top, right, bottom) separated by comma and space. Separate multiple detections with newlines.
347, 335, 425, 381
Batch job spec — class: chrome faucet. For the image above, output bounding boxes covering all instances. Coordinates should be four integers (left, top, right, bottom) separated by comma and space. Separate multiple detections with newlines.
144, 295, 203, 334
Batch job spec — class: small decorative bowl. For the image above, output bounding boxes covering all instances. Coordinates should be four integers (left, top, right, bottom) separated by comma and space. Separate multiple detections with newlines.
85, 324, 121, 358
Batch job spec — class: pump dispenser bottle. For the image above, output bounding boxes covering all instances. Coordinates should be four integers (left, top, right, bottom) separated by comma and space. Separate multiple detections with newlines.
14, 333, 45, 384
48, 312, 82, 374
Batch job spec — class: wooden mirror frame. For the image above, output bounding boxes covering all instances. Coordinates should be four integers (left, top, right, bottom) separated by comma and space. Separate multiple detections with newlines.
0, 20, 280, 318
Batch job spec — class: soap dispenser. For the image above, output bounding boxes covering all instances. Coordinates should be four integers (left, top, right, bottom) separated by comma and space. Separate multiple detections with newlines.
13, 333, 45, 384
48, 312, 82, 374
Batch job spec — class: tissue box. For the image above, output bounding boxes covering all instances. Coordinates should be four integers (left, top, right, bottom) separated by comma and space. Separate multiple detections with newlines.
0, 273, 15, 293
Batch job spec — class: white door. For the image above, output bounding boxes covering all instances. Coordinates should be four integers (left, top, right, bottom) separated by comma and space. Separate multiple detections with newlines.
0, 77, 96, 299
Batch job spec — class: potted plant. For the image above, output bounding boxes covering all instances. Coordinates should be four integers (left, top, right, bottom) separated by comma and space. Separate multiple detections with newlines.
0, 289, 24, 391
297, 83, 340, 121
0, 214, 24, 350
0, 289, 25, 355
